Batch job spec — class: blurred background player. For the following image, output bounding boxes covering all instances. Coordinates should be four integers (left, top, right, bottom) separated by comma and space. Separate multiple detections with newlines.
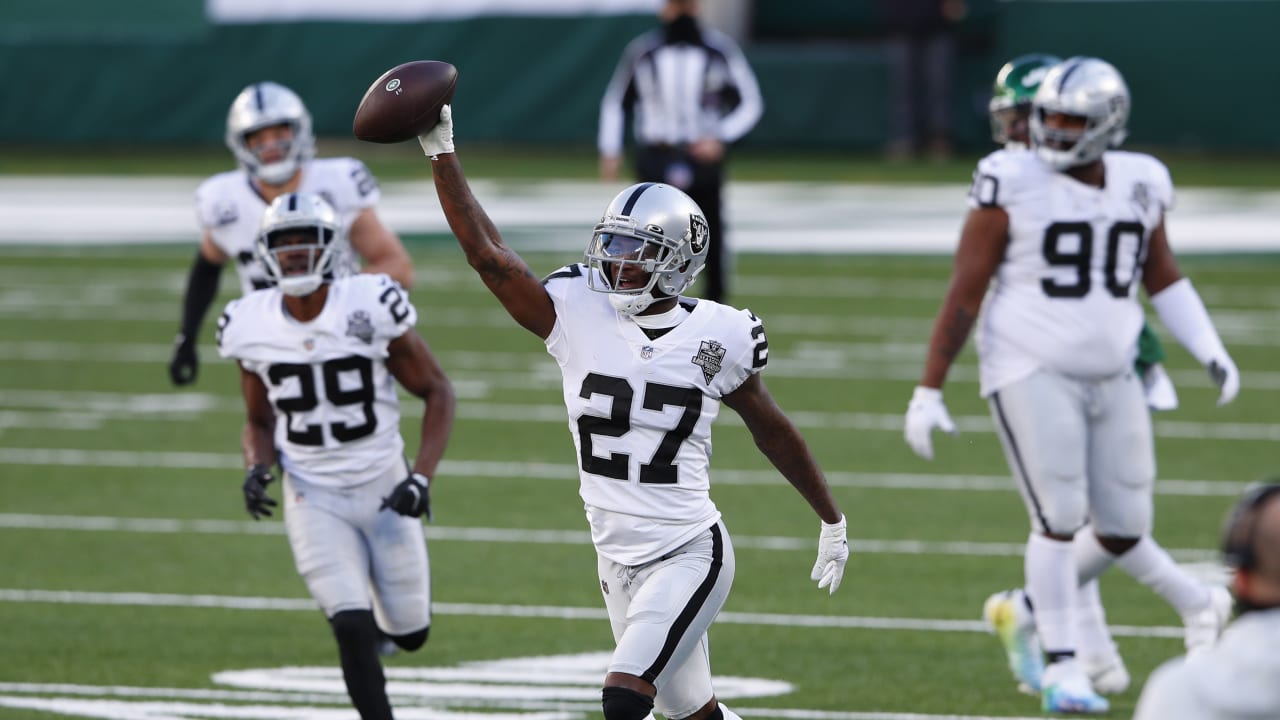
419, 105, 847, 720
597, 0, 762, 305
903, 56, 1237, 714
218, 192, 454, 720
169, 81, 413, 386
989, 53, 1179, 410
1134, 481, 1280, 720
980, 51, 1193, 702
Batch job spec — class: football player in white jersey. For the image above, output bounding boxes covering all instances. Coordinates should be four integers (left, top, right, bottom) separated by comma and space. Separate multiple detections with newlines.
170, 81, 413, 387
981, 52, 1198, 702
903, 57, 1238, 714
412, 106, 848, 720
217, 192, 455, 720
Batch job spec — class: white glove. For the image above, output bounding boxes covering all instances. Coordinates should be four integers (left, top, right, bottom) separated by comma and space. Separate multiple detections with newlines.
1206, 352, 1239, 406
418, 104, 455, 158
810, 514, 849, 595
903, 385, 956, 460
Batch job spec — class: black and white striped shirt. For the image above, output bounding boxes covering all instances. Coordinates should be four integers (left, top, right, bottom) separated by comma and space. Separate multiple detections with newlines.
598, 25, 763, 156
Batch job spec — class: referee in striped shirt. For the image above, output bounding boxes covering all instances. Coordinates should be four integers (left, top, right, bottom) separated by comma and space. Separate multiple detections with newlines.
598, 0, 763, 304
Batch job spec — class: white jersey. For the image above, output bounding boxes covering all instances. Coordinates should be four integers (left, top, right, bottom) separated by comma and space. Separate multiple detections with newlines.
215, 274, 417, 488
543, 264, 767, 566
971, 149, 1174, 396
1134, 609, 1280, 720
195, 157, 380, 295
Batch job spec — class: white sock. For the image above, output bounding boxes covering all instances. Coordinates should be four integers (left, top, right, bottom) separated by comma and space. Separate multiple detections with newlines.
1114, 535, 1210, 615
1073, 527, 1116, 585
718, 703, 743, 720
1075, 578, 1115, 660
1025, 532, 1078, 656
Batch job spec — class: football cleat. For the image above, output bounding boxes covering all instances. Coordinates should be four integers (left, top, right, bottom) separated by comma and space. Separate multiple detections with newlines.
1183, 584, 1233, 655
1041, 674, 1111, 714
1081, 649, 1130, 695
982, 589, 1044, 694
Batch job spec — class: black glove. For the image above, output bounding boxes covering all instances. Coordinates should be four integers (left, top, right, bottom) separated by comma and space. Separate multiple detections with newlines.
169, 333, 198, 386
381, 472, 431, 520
243, 464, 278, 520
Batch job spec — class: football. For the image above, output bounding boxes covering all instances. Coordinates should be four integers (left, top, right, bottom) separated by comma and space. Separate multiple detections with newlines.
352, 60, 457, 143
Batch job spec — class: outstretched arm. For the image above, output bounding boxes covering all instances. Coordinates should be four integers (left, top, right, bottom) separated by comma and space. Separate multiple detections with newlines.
422, 107, 557, 339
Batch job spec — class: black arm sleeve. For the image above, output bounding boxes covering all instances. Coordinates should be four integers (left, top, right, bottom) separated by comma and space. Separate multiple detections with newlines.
178, 252, 223, 340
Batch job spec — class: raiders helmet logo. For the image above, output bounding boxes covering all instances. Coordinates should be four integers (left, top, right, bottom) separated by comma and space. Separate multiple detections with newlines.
689, 214, 709, 254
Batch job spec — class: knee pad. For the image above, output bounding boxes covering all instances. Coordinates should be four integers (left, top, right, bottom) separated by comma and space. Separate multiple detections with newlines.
602, 686, 654, 720
389, 626, 429, 652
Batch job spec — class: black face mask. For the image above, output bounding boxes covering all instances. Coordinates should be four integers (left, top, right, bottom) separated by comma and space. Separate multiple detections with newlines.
664, 13, 701, 44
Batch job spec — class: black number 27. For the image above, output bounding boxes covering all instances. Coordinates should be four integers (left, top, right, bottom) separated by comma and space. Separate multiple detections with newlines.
1041, 220, 1146, 299
267, 355, 376, 446
576, 373, 703, 484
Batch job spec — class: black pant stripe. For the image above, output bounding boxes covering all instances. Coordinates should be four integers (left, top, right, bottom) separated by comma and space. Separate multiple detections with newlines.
992, 392, 1053, 533
640, 522, 723, 684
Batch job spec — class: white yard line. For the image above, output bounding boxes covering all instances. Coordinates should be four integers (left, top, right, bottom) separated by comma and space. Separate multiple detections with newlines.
0, 588, 1186, 641
0, 448, 1252, 497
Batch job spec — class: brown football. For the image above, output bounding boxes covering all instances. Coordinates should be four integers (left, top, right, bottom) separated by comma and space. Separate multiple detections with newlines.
352, 60, 457, 143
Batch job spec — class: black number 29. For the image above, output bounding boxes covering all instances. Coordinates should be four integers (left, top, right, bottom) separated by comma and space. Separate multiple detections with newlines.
1041, 221, 1146, 299
267, 355, 376, 446
576, 373, 703, 484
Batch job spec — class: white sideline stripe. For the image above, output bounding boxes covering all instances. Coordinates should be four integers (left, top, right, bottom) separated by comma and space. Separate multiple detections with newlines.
0, 448, 1250, 498
0, 514, 1220, 563
0, 588, 1185, 641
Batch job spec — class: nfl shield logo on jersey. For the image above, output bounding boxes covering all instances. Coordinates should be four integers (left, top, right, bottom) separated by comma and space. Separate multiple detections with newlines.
692, 339, 726, 384
641, 345, 655, 360
346, 310, 375, 345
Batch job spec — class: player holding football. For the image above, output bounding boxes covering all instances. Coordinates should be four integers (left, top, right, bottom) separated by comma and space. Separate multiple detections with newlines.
903, 57, 1236, 714
218, 192, 454, 720
170, 81, 413, 387
414, 104, 849, 720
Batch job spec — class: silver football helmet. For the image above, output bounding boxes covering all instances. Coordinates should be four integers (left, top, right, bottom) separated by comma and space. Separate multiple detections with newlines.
1030, 57, 1130, 170
585, 183, 710, 316
255, 192, 341, 297
225, 82, 316, 185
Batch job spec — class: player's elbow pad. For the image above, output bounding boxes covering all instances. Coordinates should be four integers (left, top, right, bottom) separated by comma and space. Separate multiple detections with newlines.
1150, 278, 1226, 366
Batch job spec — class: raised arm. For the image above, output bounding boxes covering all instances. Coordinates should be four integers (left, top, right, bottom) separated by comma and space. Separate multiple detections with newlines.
420, 107, 557, 339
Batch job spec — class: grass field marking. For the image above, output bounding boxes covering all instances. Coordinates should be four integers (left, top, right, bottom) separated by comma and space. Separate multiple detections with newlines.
0, 448, 1251, 498
0, 448, 1252, 497
0, 588, 1188, 641
0, 513, 1222, 564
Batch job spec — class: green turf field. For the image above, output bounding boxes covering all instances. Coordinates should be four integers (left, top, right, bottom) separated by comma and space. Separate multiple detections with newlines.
0, 237, 1274, 719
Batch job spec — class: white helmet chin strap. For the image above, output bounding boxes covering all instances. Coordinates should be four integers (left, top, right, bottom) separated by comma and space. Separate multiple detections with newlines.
609, 291, 656, 316
278, 275, 323, 297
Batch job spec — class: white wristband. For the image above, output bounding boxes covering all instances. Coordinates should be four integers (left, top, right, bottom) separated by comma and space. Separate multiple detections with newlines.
1150, 278, 1226, 366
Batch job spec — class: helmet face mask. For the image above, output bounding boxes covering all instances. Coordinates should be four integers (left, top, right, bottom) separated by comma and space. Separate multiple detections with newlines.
226, 82, 316, 186
1029, 57, 1130, 170
989, 53, 1061, 147
256, 193, 341, 297
585, 183, 709, 316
